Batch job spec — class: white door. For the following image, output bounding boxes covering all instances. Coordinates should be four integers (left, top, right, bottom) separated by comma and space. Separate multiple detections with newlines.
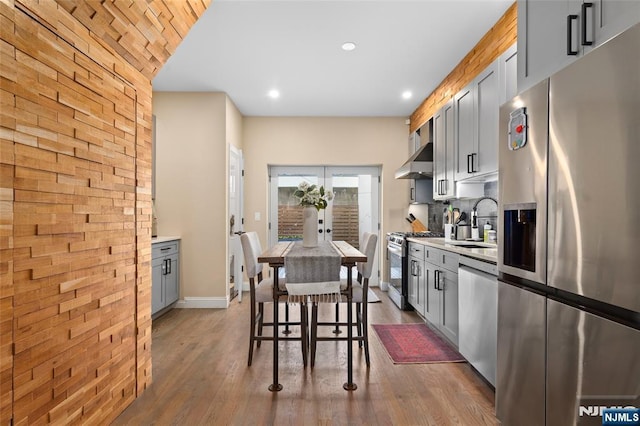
269, 166, 380, 286
229, 146, 243, 301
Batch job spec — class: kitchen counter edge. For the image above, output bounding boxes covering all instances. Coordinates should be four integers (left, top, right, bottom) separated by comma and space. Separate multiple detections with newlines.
152, 236, 181, 244
406, 237, 497, 264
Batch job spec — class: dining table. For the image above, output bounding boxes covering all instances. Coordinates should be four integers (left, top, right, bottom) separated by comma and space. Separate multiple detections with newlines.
258, 240, 366, 392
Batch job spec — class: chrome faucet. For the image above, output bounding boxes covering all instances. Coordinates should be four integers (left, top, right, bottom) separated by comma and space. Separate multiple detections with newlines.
471, 196, 498, 228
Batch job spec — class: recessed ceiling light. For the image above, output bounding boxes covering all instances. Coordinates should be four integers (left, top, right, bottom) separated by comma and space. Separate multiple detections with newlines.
268, 89, 280, 99
402, 91, 413, 100
341, 42, 356, 51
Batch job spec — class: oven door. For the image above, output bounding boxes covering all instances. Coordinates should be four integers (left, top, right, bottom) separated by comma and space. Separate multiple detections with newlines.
386, 241, 409, 310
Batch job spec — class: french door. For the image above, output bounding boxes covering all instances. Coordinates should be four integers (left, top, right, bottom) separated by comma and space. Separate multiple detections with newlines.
269, 166, 380, 285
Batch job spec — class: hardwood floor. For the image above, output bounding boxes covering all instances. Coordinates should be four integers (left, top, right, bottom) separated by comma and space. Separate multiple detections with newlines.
113, 289, 497, 425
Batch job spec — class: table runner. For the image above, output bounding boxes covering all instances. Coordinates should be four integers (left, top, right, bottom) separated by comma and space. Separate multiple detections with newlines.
284, 241, 341, 303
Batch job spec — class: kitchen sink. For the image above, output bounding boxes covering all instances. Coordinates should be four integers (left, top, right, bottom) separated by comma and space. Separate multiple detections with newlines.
446, 240, 497, 249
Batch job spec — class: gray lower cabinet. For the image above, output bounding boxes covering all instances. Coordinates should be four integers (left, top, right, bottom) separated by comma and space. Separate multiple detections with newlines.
411, 243, 459, 347
407, 243, 425, 314
152, 239, 180, 316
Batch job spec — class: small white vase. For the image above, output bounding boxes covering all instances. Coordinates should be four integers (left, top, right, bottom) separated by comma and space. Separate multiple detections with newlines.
302, 206, 318, 248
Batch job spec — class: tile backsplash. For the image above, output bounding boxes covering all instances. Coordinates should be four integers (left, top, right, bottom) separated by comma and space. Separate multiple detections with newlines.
427, 180, 499, 237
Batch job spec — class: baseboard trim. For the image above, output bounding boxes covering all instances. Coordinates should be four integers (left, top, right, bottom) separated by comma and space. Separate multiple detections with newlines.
175, 297, 229, 309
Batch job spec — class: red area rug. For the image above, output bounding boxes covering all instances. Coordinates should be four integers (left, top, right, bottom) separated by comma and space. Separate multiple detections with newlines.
372, 323, 466, 364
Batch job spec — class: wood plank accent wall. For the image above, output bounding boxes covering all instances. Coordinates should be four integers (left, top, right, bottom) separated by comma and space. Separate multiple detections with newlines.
0, 0, 209, 423
409, 2, 517, 133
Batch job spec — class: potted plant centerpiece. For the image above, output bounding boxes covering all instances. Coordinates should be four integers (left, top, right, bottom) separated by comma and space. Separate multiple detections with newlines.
293, 182, 334, 247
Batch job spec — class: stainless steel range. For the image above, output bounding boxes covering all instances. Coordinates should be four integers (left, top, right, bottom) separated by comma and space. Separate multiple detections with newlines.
386, 231, 444, 310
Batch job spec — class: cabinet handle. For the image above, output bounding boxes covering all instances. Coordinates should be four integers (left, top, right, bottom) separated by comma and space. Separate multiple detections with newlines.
161, 247, 171, 251
165, 258, 171, 275
581, 2, 593, 46
467, 154, 472, 174
471, 153, 477, 173
410, 187, 415, 201
567, 14, 579, 55
434, 270, 439, 290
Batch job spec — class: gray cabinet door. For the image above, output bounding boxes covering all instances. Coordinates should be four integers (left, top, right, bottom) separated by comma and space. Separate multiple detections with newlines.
152, 256, 165, 314
423, 261, 440, 326
499, 43, 518, 105
518, 0, 574, 93
165, 254, 179, 305
152, 240, 180, 316
454, 84, 474, 181
439, 269, 459, 346
475, 62, 499, 178
517, 0, 639, 93
596, 0, 640, 45
433, 100, 456, 200
415, 260, 426, 317
408, 257, 418, 309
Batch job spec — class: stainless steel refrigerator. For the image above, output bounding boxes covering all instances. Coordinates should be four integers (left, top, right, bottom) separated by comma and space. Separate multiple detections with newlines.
497, 23, 640, 426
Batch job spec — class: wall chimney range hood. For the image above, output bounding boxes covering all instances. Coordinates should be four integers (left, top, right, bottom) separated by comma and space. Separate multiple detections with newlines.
394, 143, 434, 179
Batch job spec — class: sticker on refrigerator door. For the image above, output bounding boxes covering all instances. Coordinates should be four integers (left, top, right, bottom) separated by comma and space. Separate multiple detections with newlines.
508, 107, 528, 150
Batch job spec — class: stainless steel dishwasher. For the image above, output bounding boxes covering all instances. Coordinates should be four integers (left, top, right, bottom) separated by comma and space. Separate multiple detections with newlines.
458, 255, 498, 386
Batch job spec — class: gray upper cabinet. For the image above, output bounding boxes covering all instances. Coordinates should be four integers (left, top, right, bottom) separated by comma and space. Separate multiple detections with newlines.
454, 84, 475, 182
474, 61, 499, 179
499, 43, 518, 105
455, 61, 499, 182
595, 0, 640, 46
433, 99, 456, 200
518, 0, 640, 93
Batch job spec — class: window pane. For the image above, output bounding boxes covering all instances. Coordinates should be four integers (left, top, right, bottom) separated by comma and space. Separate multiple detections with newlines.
277, 175, 317, 241
331, 176, 360, 249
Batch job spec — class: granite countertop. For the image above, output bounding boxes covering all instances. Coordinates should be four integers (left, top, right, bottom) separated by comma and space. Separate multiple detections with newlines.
406, 237, 497, 264
152, 236, 181, 244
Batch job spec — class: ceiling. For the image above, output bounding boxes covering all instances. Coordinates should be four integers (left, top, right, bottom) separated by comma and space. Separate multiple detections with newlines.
152, 0, 514, 117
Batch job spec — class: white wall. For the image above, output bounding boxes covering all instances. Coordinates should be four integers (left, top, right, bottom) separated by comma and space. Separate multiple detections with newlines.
242, 117, 411, 282
153, 92, 238, 305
